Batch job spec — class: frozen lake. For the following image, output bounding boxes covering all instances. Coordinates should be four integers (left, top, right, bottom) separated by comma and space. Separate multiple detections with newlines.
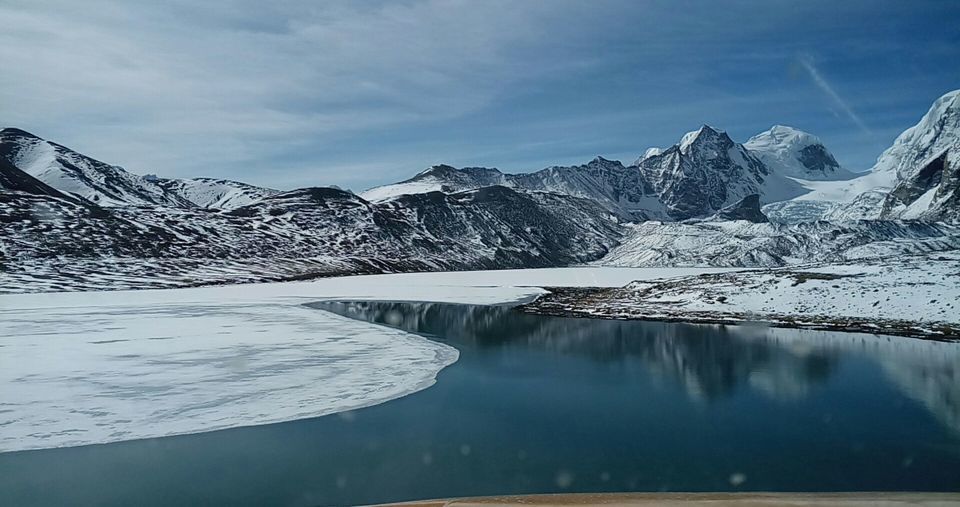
1, 300, 959, 506
1, 267, 724, 452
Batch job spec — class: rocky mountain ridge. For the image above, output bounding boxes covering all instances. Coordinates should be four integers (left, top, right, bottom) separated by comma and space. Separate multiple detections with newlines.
1, 177, 621, 292
362, 90, 960, 224
0, 128, 277, 210
3, 89, 960, 292
766, 90, 960, 223
877, 90, 960, 221
363, 124, 845, 221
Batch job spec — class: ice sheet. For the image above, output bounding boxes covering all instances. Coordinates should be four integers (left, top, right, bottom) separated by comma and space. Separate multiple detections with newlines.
1, 267, 719, 452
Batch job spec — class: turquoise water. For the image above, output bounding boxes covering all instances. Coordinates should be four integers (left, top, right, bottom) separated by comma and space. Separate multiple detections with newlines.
1, 301, 959, 506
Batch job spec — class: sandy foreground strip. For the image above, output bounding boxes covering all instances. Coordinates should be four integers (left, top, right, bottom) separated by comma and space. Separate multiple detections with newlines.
372, 492, 960, 506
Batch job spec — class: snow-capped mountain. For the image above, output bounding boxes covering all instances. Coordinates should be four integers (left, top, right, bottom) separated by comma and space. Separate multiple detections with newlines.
637, 125, 807, 219
766, 90, 960, 223
4, 89, 960, 292
745, 125, 853, 181
1, 175, 622, 292
637, 147, 663, 164
875, 90, 960, 180
361, 165, 508, 202
0, 128, 193, 207
363, 125, 842, 222
510, 157, 665, 220
0, 154, 79, 202
0, 128, 280, 210
363, 158, 665, 221
156, 177, 277, 209
877, 90, 960, 221
233, 185, 621, 269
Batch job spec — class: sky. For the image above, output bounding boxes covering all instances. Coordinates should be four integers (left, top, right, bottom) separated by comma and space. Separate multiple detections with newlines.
2, 0, 959, 192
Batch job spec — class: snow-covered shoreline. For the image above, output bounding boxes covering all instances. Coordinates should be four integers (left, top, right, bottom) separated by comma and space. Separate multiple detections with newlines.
524, 253, 960, 340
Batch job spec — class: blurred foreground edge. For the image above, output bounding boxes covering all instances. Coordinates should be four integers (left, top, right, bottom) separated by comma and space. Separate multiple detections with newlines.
370, 492, 960, 506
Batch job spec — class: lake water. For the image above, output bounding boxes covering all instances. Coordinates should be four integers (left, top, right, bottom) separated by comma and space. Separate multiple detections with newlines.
1, 301, 959, 506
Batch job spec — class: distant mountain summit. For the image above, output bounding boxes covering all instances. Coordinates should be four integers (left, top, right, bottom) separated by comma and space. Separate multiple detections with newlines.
508, 156, 664, 220
877, 89, 960, 221
745, 125, 853, 180
362, 157, 665, 221
156, 177, 278, 209
0, 128, 276, 209
766, 89, 960, 223
0, 152, 78, 201
0, 128, 192, 207
874, 90, 960, 179
361, 165, 508, 202
636, 124, 805, 219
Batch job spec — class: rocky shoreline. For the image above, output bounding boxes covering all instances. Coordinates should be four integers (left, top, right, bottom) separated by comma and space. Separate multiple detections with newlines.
518, 254, 960, 341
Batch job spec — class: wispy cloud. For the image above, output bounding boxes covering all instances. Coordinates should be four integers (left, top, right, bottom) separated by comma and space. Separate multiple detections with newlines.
0, 1, 586, 182
1, 0, 958, 188
797, 54, 873, 137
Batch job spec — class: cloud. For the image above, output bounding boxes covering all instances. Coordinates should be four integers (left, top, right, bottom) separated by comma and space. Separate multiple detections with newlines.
796, 54, 873, 137
1, 0, 958, 188
0, 0, 593, 183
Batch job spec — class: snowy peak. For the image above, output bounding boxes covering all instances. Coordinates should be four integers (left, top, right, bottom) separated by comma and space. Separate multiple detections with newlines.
0, 128, 193, 207
0, 127, 41, 141
587, 155, 620, 166
0, 128, 277, 210
874, 89, 960, 221
636, 124, 793, 220
874, 89, 960, 179
511, 157, 664, 221
0, 155, 79, 202
413, 164, 504, 181
414, 164, 456, 177
753, 125, 816, 144
745, 125, 850, 180
157, 177, 277, 209
538, 156, 629, 175
637, 147, 663, 164
441, 165, 505, 182
678, 125, 731, 155
361, 164, 507, 202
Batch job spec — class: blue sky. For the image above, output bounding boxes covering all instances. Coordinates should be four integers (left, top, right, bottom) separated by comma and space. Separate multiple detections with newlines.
2, 0, 959, 191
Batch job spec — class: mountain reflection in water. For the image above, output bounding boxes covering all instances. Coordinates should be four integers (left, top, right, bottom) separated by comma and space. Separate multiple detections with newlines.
316, 300, 960, 432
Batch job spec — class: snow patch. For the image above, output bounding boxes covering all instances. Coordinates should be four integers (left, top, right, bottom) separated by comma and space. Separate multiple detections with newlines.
0, 302, 457, 452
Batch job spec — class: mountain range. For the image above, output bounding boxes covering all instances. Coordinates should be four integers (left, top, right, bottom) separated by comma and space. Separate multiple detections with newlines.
361, 124, 851, 221
365, 91, 960, 223
2, 89, 959, 292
